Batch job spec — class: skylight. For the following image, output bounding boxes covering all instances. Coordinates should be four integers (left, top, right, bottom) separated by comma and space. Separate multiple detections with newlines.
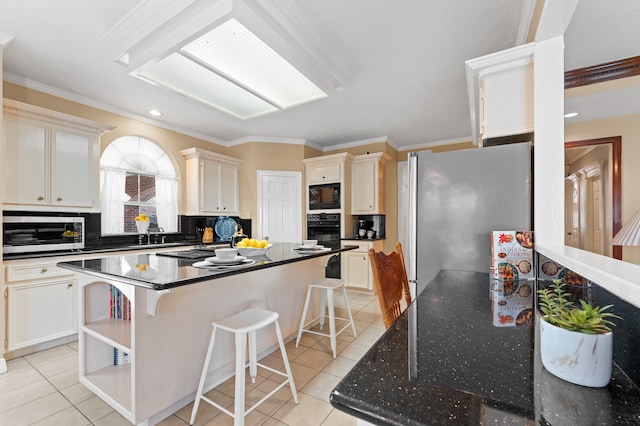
136, 19, 327, 120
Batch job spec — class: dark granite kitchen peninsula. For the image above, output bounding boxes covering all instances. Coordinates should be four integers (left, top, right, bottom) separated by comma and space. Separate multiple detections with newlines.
58, 242, 356, 289
330, 270, 640, 425
57, 243, 356, 425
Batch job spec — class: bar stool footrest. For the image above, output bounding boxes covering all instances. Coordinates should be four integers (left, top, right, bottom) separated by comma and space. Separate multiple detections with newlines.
299, 315, 353, 338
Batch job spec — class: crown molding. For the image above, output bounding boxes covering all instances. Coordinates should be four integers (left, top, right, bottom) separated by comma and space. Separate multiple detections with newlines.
226, 135, 307, 147
0, 32, 13, 46
399, 136, 473, 152
3, 73, 227, 146
322, 136, 393, 153
565, 56, 640, 89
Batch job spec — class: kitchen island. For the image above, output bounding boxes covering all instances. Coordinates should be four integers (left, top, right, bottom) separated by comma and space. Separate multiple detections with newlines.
330, 270, 640, 425
58, 243, 356, 425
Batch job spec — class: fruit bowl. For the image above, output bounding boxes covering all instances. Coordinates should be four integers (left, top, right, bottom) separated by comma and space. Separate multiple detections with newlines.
236, 244, 272, 256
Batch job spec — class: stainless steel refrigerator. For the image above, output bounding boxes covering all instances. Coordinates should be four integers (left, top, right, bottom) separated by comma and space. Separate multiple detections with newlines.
407, 142, 532, 295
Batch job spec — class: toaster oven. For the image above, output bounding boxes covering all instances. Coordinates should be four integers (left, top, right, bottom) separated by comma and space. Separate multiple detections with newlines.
2, 216, 85, 254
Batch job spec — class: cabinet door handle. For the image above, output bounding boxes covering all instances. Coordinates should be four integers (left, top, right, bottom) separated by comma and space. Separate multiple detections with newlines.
57, 197, 63, 202
38, 196, 44, 201
41, 268, 48, 273
67, 283, 73, 289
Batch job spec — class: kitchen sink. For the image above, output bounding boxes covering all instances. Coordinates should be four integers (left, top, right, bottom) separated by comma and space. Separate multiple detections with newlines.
126, 242, 191, 249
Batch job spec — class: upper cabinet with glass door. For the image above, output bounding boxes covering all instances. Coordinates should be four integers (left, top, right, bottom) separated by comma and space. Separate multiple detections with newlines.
2, 100, 115, 212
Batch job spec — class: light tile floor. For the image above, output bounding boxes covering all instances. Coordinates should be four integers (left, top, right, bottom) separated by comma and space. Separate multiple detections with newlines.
0, 291, 385, 426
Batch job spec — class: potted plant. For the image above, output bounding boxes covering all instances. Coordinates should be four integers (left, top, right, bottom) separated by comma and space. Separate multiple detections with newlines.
537, 279, 621, 387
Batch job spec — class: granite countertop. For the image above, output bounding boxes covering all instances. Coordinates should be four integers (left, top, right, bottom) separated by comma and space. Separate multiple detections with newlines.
57, 243, 356, 290
2, 240, 218, 261
330, 270, 640, 425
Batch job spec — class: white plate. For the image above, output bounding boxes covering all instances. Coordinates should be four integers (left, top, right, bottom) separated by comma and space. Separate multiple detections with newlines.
193, 259, 256, 269
293, 247, 330, 253
204, 255, 247, 265
297, 245, 324, 250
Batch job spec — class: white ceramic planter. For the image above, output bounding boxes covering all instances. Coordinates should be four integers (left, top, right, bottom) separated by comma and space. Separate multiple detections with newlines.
540, 318, 612, 387
136, 220, 150, 234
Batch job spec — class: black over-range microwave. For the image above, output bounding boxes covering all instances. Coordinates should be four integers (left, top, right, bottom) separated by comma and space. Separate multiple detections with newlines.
309, 182, 340, 210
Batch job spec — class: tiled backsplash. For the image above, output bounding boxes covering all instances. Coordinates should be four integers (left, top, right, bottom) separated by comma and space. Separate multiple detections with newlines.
538, 254, 640, 387
3, 211, 251, 248
596, 286, 640, 386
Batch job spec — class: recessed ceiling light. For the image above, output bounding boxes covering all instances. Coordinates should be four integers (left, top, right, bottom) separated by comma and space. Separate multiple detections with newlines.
148, 109, 163, 117
564, 112, 579, 118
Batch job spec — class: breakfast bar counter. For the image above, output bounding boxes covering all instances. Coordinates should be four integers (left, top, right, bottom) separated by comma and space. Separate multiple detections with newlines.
58, 243, 355, 425
57, 242, 355, 290
330, 270, 640, 425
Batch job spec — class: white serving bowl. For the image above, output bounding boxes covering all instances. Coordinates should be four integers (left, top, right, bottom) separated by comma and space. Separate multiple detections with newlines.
302, 239, 318, 248
215, 247, 238, 260
237, 244, 272, 257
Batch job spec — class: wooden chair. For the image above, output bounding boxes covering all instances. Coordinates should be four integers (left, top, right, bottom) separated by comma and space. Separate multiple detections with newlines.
368, 242, 412, 328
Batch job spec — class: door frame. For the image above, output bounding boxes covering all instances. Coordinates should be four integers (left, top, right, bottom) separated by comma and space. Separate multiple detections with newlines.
565, 136, 621, 260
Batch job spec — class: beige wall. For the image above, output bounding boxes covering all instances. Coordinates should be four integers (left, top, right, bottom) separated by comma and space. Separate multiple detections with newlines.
566, 112, 640, 264
4, 82, 228, 213
228, 142, 309, 222
3, 82, 405, 251
3, 81, 485, 255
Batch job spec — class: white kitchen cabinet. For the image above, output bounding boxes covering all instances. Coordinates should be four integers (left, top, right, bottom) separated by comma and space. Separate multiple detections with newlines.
303, 153, 353, 219
343, 239, 384, 291
4, 260, 78, 355
303, 152, 353, 185
2, 99, 113, 211
351, 152, 390, 215
181, 148, 241, 215
465, 43, 535, 145
306, 160, 341, 184
2, 246, 185, 360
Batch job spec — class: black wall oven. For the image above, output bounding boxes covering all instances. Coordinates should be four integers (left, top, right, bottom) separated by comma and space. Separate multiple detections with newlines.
307, 213, 341, 249
307, 213, 341, 278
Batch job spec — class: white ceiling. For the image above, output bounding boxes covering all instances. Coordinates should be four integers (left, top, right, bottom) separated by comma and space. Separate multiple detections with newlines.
1, 0, 638, 151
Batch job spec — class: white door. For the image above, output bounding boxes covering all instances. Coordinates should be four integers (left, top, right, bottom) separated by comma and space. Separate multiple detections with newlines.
565, 178, 580, 248
590, 176, 604, 255
257, 171, 302, 243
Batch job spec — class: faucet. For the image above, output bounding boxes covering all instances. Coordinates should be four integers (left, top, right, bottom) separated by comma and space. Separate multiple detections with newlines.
154, 227, 165, 244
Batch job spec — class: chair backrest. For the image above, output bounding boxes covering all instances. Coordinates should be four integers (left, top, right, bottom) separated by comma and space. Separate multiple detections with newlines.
368, 242, 412, 328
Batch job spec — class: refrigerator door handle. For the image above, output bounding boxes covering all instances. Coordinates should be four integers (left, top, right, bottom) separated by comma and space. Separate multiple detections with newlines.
407, 152, 418, 300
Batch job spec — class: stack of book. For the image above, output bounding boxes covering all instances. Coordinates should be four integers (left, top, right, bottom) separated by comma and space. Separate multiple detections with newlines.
110, 285, 131, 320
110, 285, 130, 365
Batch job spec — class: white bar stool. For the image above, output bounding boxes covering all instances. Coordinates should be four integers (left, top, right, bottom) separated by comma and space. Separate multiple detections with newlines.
295, 278, 357, 358
190, 308, 298, 426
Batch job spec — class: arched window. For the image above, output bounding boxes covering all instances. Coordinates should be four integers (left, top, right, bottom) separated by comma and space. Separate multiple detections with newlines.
100, 136, 178, 234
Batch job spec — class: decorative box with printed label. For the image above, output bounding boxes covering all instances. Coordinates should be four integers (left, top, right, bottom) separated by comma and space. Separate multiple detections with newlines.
490, 231, 534, 280
489, 278, 534, 327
